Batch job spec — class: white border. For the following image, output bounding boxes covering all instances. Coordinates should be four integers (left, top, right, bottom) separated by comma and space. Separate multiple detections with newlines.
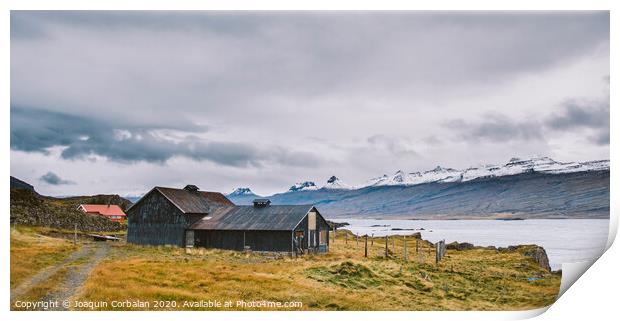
2, 1, 616, 321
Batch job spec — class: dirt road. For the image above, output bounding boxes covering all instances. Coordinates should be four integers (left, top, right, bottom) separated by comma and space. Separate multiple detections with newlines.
10, 242, 110, 311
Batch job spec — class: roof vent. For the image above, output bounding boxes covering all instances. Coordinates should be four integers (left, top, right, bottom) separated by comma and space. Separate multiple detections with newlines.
183, 184, 199, 192
253, 198, 271, 208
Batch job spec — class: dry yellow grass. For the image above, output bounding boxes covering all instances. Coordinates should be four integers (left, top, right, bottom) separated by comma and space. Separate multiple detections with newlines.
11, 267, 71, 310
74, 231, 560, 311
10, 226, 79, 288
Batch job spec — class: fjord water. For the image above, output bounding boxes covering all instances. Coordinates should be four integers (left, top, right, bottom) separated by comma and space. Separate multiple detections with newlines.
332, 219, 609, 270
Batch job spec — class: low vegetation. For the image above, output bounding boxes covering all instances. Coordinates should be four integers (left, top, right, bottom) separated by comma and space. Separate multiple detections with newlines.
10, 227, 560, 310
70, 230, 560, 311
10, 226, 79, 288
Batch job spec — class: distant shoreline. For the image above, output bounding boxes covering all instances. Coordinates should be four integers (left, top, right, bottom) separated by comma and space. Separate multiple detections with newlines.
329, 217, 610, 221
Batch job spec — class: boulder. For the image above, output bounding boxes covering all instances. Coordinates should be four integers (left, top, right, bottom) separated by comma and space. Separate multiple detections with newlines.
446, 241, 475, 251
523, 246, 551, 272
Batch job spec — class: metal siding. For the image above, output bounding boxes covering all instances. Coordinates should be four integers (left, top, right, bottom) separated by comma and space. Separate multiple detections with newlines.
190, 205, 314, 231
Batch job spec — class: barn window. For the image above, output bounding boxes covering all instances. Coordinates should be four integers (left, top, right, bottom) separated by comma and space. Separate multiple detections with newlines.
319, 230, 327, 244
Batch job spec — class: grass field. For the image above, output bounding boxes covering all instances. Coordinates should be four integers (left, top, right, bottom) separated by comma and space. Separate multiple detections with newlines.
10, 226, 80, 289
10, 226, 560, 310
70, 230, 560, 311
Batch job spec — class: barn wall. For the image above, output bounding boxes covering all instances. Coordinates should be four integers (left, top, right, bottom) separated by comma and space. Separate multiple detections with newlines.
293, 209, 330, 252
193, 230, 292, 252
316, 210, 330, 250
127, 191, 190, 246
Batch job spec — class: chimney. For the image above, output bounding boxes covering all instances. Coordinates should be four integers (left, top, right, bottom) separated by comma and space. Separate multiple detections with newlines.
183, 185, 200, 192
253, 198, 271, 208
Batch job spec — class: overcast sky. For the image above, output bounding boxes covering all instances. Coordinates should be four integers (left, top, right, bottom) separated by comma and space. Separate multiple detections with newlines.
10, 11, 610, 197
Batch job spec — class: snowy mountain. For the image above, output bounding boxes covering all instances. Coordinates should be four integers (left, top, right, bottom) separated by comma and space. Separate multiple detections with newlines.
229, 187, 256, 196
288, 181, 319, 192
323, 176, 352, 190
226, 187, 261, 205
225, 157, 609, 219
355, 157, 609, 189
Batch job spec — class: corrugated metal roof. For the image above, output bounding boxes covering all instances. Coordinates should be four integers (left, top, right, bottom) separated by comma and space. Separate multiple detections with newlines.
155, 187, 234, 214
189, 205, 315, 231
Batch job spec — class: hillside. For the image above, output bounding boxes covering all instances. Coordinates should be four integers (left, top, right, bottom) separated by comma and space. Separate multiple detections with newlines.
10, 189, 124, 231
229, 170, 609, 219
52, 194, 133, 211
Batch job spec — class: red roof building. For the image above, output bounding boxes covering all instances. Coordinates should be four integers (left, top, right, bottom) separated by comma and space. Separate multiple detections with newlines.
78, 204, 126, 223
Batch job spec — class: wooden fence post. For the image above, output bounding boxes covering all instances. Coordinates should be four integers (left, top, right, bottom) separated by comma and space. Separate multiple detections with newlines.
385, 235, 388, 258
443, 239, 446, 259
364, 235, 368, 258
371, 234, 374, 246
420, 240, 423, 261
345, 233, 348, 245
440, 239, 446, 260
392, 237, 395, 251
435, 242, 439, 264
356, 234, 359, 247
403, 236, 408, 262
333, 226, 336, 243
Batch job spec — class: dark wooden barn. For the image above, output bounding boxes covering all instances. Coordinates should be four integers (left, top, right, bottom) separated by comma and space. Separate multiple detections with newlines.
189, 199, 330, 253
127, 185, 330, 254
126, 185, 234, 246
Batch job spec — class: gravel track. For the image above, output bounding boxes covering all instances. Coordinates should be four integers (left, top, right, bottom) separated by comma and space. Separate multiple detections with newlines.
10, 242, 110, 310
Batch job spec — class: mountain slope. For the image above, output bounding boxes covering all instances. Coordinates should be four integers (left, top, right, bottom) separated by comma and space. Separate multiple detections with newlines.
228, 170, 609, 219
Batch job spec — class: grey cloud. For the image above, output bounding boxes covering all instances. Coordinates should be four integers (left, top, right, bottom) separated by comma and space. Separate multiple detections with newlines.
445, 116, 543, 143
367, 134, 417, 156
40, 171, 74, 185
546, 100, 609, 130
591, 128, 610, 145
446, 98, 610, 145
422, 136, 443, 146
10, 11, 609, 123
11, 106, 321, 167
546, 99, 609, 145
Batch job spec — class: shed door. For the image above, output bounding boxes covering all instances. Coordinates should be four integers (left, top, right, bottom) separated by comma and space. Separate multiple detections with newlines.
185, 230, 194, 248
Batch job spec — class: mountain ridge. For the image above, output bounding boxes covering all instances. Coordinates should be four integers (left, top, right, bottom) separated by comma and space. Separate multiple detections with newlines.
227, 157, 610, 219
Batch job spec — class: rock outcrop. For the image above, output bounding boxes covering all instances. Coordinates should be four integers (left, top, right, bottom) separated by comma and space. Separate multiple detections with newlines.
523, 245, 552, 272
446, 241, 475, 251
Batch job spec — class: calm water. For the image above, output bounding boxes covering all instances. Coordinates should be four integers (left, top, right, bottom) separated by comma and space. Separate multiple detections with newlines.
331, 219, 609, 271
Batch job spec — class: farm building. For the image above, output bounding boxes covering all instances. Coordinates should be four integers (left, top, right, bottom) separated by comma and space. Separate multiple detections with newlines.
126, 185, 330, 254
78, 204, 127, 223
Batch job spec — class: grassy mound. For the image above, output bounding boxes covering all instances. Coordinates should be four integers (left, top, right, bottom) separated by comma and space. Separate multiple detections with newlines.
307, 261, 381, 289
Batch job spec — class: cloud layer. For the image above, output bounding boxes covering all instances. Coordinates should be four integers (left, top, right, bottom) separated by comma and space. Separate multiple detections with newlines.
11, 106, 322, 168
10, 11, 610, 196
